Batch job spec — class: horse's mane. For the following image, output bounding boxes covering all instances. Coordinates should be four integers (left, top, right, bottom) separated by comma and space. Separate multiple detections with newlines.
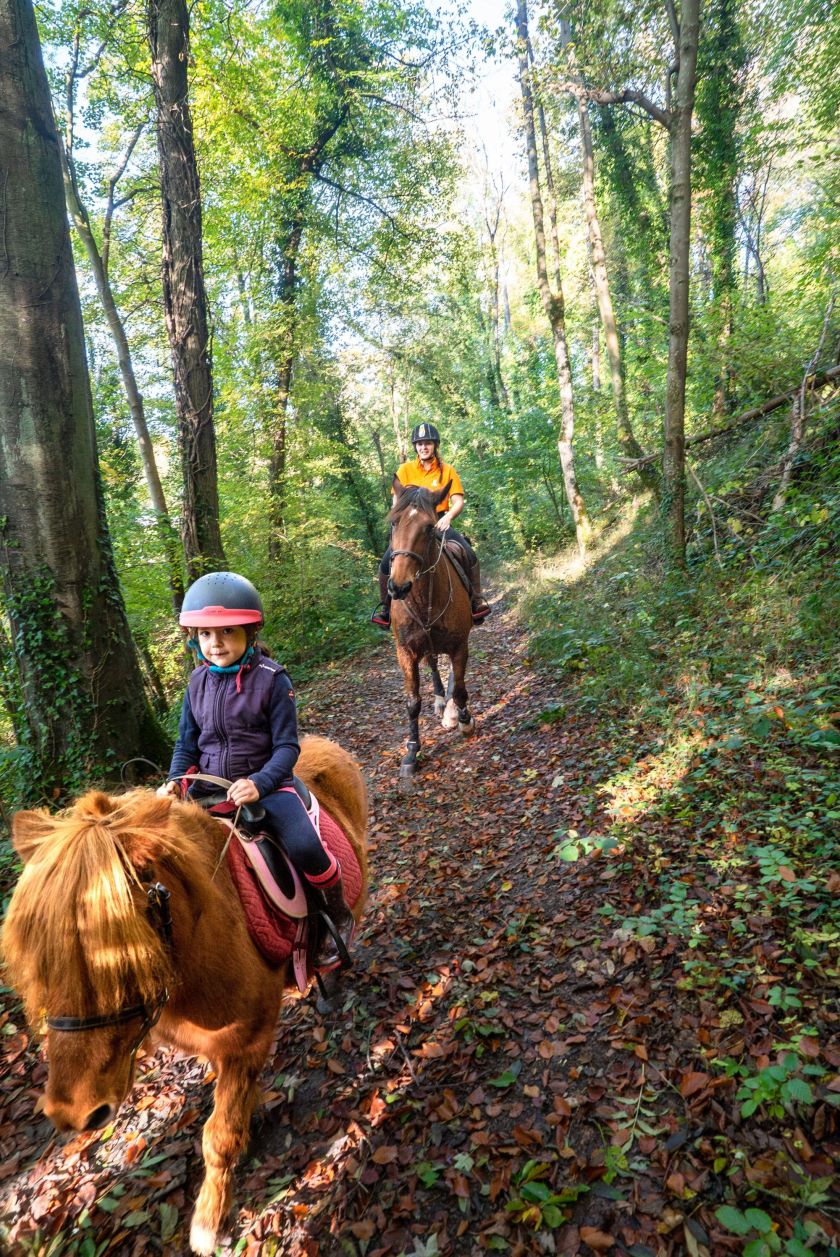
389, 485, 437, 525
2, 790, 211, 1026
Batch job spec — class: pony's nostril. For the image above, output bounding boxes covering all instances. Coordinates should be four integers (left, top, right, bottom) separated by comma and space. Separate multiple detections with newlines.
85, 1103, 114, 1131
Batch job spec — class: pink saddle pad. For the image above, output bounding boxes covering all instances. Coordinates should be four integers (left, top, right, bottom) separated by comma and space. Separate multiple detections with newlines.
226, 806, 363, 970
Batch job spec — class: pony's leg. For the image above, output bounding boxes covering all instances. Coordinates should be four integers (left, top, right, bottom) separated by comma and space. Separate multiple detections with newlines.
445, 644, 475, 736
189, 1054, 264, 1255
428, 655, 446, 718
397, 648, 422, 777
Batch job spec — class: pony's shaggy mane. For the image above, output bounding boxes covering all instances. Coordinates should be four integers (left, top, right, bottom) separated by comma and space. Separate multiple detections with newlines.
2, 790, 212, 1027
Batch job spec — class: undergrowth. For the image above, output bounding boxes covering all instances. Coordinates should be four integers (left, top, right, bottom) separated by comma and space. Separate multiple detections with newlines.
520, 401, 840, 999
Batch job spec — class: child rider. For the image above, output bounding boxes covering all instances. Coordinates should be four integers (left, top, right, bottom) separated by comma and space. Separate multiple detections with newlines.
157, 571, 354, 969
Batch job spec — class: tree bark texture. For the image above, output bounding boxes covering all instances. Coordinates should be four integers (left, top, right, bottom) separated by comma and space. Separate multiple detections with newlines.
60, 139, 185, 610
148, 0, 226, 582
664, 0, 701, 566
515, 0, 591, 555
0, 0, 166, 794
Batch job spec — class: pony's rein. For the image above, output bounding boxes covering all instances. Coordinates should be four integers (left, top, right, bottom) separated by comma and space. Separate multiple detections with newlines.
168, 771, 247, 878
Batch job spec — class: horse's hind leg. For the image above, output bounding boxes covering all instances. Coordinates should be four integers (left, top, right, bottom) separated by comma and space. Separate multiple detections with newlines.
190, 1053, 265, 1255
397, 648, 422, 778
444, 644, 475, 736
428, 656, 446, 718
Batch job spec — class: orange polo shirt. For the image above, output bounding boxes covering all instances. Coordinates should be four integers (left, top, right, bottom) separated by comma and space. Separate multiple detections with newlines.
395, 458, 464, 514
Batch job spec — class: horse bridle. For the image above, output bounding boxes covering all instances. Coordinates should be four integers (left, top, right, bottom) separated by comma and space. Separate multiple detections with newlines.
45, 882, 173, 1059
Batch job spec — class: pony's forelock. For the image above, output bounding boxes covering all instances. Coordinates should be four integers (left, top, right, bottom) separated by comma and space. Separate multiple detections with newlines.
0, 790, 203, 1027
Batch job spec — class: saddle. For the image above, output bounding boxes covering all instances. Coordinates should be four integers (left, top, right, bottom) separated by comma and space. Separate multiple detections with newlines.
443, 540, 473, 597
174, 773, 361, 989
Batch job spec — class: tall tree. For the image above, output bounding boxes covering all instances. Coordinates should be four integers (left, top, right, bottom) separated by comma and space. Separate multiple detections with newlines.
515, 0, 592, 555
557, 18, 660, 495
0, 0, 166, 796
148, 0, 226, 581
59, 32, 184, 609
555, 0, 701, 563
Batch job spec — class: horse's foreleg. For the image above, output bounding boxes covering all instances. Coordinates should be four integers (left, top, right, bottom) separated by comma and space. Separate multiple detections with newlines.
448, 644, 475, 736
428, 655, 446, 718
189, 1055, 263, 1255
398, 649, 422, 777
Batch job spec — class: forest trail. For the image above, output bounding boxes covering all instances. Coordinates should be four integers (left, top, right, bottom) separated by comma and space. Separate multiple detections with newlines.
2, 593, 838, 1256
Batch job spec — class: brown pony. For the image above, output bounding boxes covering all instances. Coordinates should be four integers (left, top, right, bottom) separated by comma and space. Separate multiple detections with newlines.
388, 481, 476, 778
1, 735, 368, 1256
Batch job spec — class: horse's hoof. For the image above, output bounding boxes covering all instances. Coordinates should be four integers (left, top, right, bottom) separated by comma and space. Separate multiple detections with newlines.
398, 774, 416, 795
399, 760, 417, 777
434, 699, 446, 717
440, 703, 460, 734
458, 718, 476, 737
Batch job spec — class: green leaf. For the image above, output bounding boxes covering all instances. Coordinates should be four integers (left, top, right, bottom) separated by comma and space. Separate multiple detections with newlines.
488, 1059, 522, 1088
744, 1208, 773, 1232
716, 1206, 753, 1235
782, 1077, 813, 1104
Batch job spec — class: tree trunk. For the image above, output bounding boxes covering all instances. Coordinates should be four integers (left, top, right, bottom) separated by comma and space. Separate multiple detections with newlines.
59, 139, 185, 611
663, 0, 701, 567
515, 0, 591, 554
559, 18, 659, 495
268, 216, 304, 563
148, 0, 226, 582
0, 0, 167, 797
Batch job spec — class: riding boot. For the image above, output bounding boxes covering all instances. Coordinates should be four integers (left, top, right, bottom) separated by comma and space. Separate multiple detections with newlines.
315, 876, 356, 970
370, 568, 392, 629
470, 559, 492, 623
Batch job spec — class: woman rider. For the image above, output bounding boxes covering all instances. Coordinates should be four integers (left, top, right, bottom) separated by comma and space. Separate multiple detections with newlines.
370, 422, 491, 629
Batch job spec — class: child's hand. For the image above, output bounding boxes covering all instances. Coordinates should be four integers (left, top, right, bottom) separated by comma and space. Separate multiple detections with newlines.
156, 780, 180, 798
228, 777, 260, 806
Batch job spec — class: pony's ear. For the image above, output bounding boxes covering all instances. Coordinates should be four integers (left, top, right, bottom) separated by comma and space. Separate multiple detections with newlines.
431, 480, 452, 510
11, 810, 51, 864
392, 474, 404, 497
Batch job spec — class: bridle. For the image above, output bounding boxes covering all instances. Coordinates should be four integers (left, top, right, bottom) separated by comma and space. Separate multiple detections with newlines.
390, 512, 452, 632
45, 881, 173, 1060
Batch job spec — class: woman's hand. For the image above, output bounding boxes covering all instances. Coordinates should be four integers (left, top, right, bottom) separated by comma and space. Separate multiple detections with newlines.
435, 511, 452, 532
156, 780, 180, 798
228, 777, 260, 806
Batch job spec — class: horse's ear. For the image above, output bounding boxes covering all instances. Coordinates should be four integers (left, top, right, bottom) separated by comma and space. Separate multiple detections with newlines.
11, 810, 51, 864
392, 474, 404, 497
431, 480, 452, 510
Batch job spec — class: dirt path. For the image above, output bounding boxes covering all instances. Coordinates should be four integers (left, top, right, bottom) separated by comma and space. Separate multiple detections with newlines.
2, 598, 838, 1255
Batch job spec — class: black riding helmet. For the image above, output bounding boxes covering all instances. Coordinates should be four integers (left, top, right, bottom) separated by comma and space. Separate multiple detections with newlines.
411, 422, 440, 447
178, 571, 264, 628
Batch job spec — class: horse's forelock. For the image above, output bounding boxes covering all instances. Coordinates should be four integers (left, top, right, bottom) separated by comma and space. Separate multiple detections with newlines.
390, 485, 435, 524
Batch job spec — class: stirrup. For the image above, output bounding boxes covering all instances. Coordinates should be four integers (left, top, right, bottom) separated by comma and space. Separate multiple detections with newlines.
315, 910, 355, 975
370, 604, 391, 629
471, 602, 492, 624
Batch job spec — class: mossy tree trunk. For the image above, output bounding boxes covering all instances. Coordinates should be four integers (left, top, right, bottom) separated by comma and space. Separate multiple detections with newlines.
0, 0, 168, 797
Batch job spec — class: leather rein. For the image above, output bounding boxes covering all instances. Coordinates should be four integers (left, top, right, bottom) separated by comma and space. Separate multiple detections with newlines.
45, 881, 173, 1057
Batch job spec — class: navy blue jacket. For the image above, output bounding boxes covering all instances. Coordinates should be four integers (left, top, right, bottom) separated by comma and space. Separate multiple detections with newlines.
167, 649, 300, 797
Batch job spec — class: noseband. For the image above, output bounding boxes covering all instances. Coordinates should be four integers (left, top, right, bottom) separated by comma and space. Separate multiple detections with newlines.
45, 882, 173, 1055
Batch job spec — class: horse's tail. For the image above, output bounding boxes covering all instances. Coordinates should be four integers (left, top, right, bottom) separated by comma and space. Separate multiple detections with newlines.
297, 735, 369, 852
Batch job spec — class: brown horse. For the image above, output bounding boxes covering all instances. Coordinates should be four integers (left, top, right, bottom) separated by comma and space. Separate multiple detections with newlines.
1, 735, 368, 1256
388, 481, 476, 777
